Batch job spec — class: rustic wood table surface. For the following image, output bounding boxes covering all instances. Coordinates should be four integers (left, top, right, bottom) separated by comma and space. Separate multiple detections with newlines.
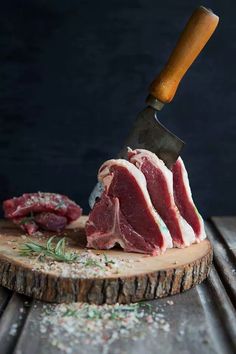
0, 217, 235, 354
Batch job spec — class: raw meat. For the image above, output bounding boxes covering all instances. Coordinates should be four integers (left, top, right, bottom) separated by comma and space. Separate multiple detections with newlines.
34, 213, 67, 232
172, 157, 206, 241
86, 159, 172, 255
128, 148, 196, 247
3, 192, 82, 235
86, 194, 158, 254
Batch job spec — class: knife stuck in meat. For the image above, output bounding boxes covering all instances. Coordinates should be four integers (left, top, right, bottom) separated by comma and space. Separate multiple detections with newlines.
89, 6, 219, 208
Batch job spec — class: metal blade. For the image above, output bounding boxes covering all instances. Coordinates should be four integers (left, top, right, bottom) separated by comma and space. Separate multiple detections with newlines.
89, 107, 185, 208
89, 181, 104, 208
118, 107, 185, 166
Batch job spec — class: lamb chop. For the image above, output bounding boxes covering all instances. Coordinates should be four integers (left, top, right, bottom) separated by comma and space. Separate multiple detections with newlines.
86, 159, 172, 255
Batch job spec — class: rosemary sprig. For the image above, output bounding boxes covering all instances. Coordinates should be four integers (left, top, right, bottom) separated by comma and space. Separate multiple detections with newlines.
84, 258, 104, 269
104, 254, 115, 265
20, 237, 79, 263
61, 304, 140, 320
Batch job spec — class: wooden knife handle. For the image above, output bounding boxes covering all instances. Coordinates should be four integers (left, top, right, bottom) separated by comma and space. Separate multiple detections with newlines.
149, 6, 219, 104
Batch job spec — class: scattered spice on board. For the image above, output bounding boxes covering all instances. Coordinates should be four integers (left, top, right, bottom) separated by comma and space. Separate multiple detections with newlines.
38, 302, 170, 354
19, 238, 130, 278
30, 251, 128, 278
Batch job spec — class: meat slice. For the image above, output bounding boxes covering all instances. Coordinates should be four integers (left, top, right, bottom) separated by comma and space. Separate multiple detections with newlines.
172, 157, 206, 241
86, 159, 172, 255
86, 194, 157, 254
3, 192, 82, 235
128, 149, 196, 247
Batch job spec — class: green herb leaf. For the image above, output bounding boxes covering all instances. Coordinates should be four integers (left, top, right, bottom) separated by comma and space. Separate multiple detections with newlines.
55, 201, 65, 210
104, 254, 115, 265
62, 308, 79, 317
84, 258, 104, 269
20, 237, 80, 263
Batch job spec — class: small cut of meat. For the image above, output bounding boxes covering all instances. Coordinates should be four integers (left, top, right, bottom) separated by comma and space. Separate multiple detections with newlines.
172, 157, 206, 241
3, 192, 82, 235
128, 148, 196, 247
3, 193, 81, 221
86, 159, 172, 255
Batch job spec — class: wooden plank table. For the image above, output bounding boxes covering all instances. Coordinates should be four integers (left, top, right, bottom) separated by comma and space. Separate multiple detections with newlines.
0, 217, 235, 354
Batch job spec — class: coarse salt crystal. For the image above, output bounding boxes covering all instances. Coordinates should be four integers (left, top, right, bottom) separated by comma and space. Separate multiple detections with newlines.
167, 300, 174, 305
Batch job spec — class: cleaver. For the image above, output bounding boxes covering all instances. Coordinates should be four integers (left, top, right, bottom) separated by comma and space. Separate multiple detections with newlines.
89, 6, 219, 208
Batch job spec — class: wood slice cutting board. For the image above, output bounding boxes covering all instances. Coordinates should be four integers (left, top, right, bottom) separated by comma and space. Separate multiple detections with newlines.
0, 217, 212, 305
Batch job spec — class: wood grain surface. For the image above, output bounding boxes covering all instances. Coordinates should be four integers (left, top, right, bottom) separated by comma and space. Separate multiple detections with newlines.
0, 217, 235, 354
0, 218, 212, 304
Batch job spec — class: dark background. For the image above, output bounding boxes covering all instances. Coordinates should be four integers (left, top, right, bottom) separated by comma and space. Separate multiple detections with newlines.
0, 0, 235, 217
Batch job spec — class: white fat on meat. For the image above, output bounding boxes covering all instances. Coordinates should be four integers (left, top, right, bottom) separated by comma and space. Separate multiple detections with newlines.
173, 157, 206, 241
